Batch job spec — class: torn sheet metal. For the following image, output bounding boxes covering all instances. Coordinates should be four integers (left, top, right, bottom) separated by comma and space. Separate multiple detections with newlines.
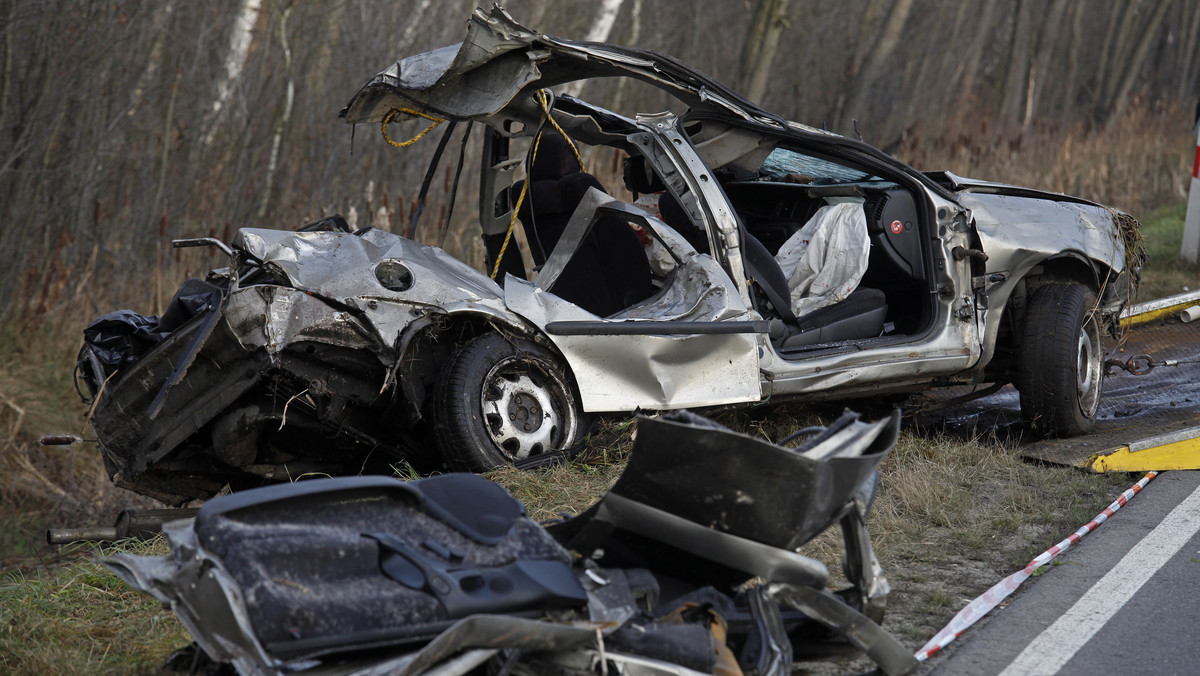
505, 190, 761, 410
505, 276, 760, 411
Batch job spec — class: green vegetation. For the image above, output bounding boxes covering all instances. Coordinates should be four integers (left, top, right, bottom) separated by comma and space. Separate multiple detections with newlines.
1134, 204, 1200, 300
0, 540, 187, 675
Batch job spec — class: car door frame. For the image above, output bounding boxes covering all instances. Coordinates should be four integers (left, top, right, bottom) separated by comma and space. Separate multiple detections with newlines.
647, 114, 987, 399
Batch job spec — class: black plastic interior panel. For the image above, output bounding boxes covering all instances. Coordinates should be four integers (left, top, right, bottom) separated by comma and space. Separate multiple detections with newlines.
863, 189, 924, 279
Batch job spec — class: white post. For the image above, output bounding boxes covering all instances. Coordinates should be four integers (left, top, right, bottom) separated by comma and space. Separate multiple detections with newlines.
1183, 123, 1200, 261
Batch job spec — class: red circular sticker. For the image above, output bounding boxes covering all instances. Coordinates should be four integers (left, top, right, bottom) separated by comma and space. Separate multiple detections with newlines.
890, 219, 903, 235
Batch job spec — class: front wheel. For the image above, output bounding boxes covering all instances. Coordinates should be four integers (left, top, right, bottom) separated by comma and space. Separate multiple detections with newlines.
1016, 282, 1103, 437
433, 333, 586, 471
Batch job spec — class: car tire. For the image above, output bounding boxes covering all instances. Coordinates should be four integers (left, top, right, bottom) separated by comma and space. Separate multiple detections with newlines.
1016, 282, 1103, 437
433, 332, 587, 471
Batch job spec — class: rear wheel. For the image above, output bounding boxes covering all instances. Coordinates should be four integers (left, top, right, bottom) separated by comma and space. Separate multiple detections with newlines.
1016, 282, 1103, 437
433, 333, 586, 471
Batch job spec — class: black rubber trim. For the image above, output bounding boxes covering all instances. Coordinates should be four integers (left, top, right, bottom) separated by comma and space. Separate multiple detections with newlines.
544, 320, 770, 336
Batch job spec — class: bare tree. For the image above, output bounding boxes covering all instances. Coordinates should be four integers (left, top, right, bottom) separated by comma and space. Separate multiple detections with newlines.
834, 0, 915, 134
998, 0, 1035, 129
257, 2, 294, 220
1106, 0, 1174, 124
561, 0, 625, 98
738, 0, 791, 105
203, 0, 263, 146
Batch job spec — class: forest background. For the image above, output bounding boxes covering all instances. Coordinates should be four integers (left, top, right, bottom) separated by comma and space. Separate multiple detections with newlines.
2, 0, 1199, 565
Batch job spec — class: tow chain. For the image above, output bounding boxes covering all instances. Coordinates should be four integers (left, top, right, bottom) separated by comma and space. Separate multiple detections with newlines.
1105, 353, 1200, 376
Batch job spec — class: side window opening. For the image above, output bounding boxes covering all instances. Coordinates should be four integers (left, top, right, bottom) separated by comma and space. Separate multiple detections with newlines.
507, 132, 664, 318
711, 142, 937, 349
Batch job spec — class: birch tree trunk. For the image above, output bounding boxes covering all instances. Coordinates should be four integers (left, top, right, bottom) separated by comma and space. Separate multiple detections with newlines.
998, 0, 1035, 129
203, 0, 262, 145
561, 0, 624, 98
609, 0, 643, 114
257, 3, 293, 220
397, 0, 433, 50
127, 1, 177, 118
1024, 0, 1068, 129
738, 0, 791, 105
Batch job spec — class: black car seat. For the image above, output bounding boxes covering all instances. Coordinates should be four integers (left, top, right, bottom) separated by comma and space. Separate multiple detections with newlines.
740, 224, 887, 349
515, 134, 654, 317
657, 193, 711, 255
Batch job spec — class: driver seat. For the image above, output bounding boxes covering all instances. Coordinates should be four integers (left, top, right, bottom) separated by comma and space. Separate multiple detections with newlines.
740, 229, 887, 348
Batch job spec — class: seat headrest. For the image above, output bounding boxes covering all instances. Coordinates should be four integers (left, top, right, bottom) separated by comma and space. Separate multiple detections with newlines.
623, 155, 666, 195
529, 133, 580, 181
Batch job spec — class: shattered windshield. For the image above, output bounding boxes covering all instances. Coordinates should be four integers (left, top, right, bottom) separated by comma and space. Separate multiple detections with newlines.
759, 147, 882, 183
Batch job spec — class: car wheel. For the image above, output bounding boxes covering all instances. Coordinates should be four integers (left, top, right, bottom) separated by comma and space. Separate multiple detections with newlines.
1016, 282, 1103, 437
434, 333, 586, 471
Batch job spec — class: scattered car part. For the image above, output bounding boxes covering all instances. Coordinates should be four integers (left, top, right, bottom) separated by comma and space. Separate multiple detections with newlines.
46, 508, 199, 544
105, 410, 915, 676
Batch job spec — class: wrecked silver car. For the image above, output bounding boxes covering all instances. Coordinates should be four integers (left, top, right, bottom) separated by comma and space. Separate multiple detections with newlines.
105, 411, 918, 676
76, 7, 1141, 502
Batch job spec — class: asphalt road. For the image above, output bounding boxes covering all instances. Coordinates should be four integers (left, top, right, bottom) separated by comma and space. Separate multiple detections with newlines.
926, 470, 1200, 675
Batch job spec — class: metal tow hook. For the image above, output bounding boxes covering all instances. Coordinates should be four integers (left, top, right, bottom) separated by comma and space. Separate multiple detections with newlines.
1105, 354, 1156, 376
1106, 353, 1200, 376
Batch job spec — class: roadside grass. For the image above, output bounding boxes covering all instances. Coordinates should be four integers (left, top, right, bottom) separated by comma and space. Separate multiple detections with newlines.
0, 539, 188, 675
0, 414, 1143, 672
1134, 203, 1200, 300
0, 401, 1154, 671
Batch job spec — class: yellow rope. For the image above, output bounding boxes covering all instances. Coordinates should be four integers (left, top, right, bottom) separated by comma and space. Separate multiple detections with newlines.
538, 90, 585, 173
490, 90, 583, 279
381, 106, 445, 148
490, 131, 540, 279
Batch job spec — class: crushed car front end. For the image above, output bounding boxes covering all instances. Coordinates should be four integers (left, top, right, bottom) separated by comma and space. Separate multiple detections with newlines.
77, 222, 534, 504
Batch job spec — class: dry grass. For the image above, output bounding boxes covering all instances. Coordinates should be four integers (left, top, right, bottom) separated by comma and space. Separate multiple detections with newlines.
495, 407, 1141, 643
0, 410, 1150, 672
486, 417, 636, 522
0, 347, 160, 568
897, 100, 1193, 213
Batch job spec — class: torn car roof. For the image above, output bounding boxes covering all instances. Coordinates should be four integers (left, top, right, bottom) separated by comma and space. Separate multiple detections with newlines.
339, 5, 785, 127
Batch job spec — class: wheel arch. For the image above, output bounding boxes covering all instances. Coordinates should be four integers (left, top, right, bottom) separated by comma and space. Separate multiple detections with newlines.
977, 251, 1111, 382
392, 309, 561, 415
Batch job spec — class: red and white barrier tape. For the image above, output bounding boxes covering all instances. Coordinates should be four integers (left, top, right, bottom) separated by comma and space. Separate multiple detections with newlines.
914, 470, 1158, 662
